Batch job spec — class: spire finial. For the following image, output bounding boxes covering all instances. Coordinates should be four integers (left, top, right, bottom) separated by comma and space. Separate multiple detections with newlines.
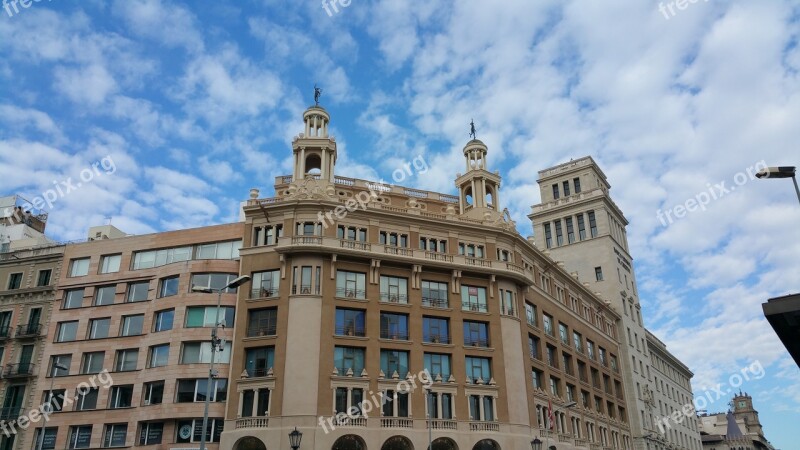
314, 83, 322, 106
469, 119, 477, 139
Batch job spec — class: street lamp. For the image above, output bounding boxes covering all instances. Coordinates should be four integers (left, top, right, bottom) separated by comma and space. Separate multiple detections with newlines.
288, 427, 302, 450
531, 438, 542, 450
192, 275, 251, 450
756, 166, 800, 204
425, 386, 433, 450
39, 362, 68, 450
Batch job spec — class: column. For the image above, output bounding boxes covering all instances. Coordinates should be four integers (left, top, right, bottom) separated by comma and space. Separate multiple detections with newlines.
238, 391, 244, 417
300, 147, 306, 176
478, 395, 484, 421
436, 392, 442, 420
492, 396, 498, 422
251, 389, 258, 416
267, 388, 273, 415
347, 387, 353, 414
471, 179, 477, 206
321, 150, 327, 180
313, 115, 318, 136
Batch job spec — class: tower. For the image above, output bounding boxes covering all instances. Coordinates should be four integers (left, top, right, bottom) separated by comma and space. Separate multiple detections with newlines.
291, 105, 337, 185
731, 392, 764, 436
455, 139, 502, 217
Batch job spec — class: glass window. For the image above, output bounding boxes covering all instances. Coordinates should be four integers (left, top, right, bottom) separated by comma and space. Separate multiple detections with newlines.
247, 308, 278, 337
577, 214, 586, 240
36, 269, 52, 287
574, 177, 581, 193
176, 379, 227, 402
335, 270, 366, 298
94, 285, 116, 306
588, 211, 597, 238
63, 289, 85, 309
544, 223, 553, 248
532, 368, 543, 389
335, 308, 365, 337
108, 385, 133, 409
81, 352, 104, 374
181, 342, 231, 364
573, 331, 583, 353
102, 424, 127, 448
252, 270, 280, 298
563, 180, 570, 196
132, 246, 192, 269
114, 349, 138, 372
380, 276, 408, 303
153, 309, 174, 332
528, 335, 540, 359
190, 273, 238, 293
56, 321, 78, 342
244, 347, 275, 377
99, 255, 121, 274
138, 422, 163, 445
121, 315, 144, 336
543, 314, 554, 336
461, 285, 487, 312
525, 303, 537, 326
34, 427, 57, 450
127, 281, 149, 302
149, 344, 169, 368
421, 281, 448, 308
49, 355, 71, 377
559, 323, 569, 345
159, 276, 179, 298
423, 316, 449, 343
88, 318, 110, 340
465, 356, 491, 383
380, 350, 409, 378
143, 381, 164, 405
552, 184, 560, 199
595, 266, 603, 281
424, 353, 451, 378
69, 258, 90, 277
175, 418, 223, 443
380, 313, 409, 340
566, 217, 575, 243
463, 321, 489, 347
333, 346, 364, 375
7, 272, 22, 289
75, 388, 99, 411
196, 241, 241, 260
185, 306, 235, 328
555, 220, 563, 246
68, 425, 92, 449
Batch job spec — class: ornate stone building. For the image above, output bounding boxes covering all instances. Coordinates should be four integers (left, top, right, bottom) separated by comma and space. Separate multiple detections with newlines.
697, 393, 776, 450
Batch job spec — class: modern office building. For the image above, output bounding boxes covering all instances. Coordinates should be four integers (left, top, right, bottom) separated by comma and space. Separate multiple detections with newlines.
22, 222, 243, 450
697, 393, 776, 450
762, 292, 800, 368
220, 106, 632, 450
529, 158, 701, 450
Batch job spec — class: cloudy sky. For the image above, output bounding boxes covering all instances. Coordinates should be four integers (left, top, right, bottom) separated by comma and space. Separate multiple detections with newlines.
2, 0, 799, 446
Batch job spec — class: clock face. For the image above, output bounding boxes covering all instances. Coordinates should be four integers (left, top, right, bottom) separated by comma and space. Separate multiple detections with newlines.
179, 425, 193, 440
738, 401, 746, 408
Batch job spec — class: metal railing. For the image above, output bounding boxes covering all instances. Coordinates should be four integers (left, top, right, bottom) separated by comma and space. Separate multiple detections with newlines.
335, 287, 366, 299
335, 325, 366, 337
16, 323, 41, 338
424, 334, 451, 344
380, 293, 408, 304
5, 363, 35, 377
249, 287, 278, 299
246, 324, 277, 337
464, 338, 490, 348
291, 284, 314, 295
380, 328, 409, 340
462, 302, 488, 313
422, 297, 448, 308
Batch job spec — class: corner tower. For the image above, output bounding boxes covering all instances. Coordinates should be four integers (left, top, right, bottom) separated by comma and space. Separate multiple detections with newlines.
291, 105, 337, 185
455, 139, 502, 218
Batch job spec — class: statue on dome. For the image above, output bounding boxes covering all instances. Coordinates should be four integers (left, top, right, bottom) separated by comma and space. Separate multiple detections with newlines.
469, 119, 477, 139
314, 84, 322, 106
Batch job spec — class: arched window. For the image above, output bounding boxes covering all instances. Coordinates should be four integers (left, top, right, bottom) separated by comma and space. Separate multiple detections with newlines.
430, 437, 458, 450
305, 154, 322, 176
332, 435, 367, 450
233, 436, 267, 450
471, 440, 500, 450
381, 436, 413, 450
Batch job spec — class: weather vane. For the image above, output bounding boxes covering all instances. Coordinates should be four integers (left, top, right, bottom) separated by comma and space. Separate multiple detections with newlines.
469, 119, 477, 139
314, 84, 322, 106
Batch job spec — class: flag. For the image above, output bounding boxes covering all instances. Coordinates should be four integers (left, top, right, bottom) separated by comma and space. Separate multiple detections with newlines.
548, 398, 555, 430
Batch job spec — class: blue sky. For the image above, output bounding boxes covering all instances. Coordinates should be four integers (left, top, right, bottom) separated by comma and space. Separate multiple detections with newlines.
2, 0, 800, 447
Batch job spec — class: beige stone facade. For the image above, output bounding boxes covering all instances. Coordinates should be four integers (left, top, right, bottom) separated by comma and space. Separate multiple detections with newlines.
20, 223, 243, 450
220, 107, 632, 450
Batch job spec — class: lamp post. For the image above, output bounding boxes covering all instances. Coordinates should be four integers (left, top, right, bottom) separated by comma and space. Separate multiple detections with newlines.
425, 386, 433, 450
530, 437, 542, 450
538, 401, 576, 450
288, 427, 302, 450
756, 166, 800, 205
192, 275, 251, 450
39, 362, 68, 450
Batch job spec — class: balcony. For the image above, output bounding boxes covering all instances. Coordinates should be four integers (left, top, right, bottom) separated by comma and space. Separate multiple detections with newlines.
464, 337, 490, 348
235, 417, 269, 429
463, 302, 488, 313
249, 287, 278, 299
422, 297, 448, 308
16, 323, 42, 338
469, 422, 499, 432
335, 287, 366, 299
246, 324, 277, 338
427, 419, 457, 430
574, 439, 589, 448
291, 284, 315, 295
4, 363, 35, 378
380, 418, 412, 428
0, 407, 21, 421
380, 293, 408, 304
423, 334, 451, 344
380, 328, 409, 341
335, 325, 366, 337
331, 416, 366, 427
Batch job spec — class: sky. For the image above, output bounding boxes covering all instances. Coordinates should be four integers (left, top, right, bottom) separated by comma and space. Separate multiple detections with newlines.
1, 0, 800, 447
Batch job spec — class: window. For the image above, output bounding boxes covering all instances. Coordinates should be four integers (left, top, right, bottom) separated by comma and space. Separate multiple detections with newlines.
610, 355, 619, 372
108, 385, 133, 409
42, 388, 66, 412
468, 395, 495, 421
546, 344, 557, 367
176, 379, 227, 402
333, 346, 364, 375
36, 269, 52, 287
552, 184, 560, 199
247, 308, 278, 337
544, 223, 552, 248
175, 418, 223, 443
159, 276, 179, 298
297, 222, 319, 236
587, 340, 595, 360
463, 321, 489, 347
338, 226, 368, 242
461, 285, 487, 312
573, 331, 583, 353
102, 424, 127, 448
543, 314, 553, 336
566, 217, 575, 243
421, 280, 448, 308
501, 289, 515, 315
68, 425, 92, 449
380, 350, 409, 378
7, 273, 22, 289
114, 349, 138, 372
88, 318, 110, 340
56, 321, 78, 342
49, 355, 71, 376
75, 388, 99, 411
252, 270, 280, 298
244, 346, 275, 377
380, 313, 409, 340
588, 211, 597, 237
427, 391, 453, 419
528, 335, 540, 359
80, 352, 104, 374
69, 258, 90, 277
423, 316, 449, 343
143, 381, 164, 405
120, 315, 143, 336
335, 308, 365, 337
563, 353, 574, 375
34, 427, 57, 450
148, 344, 169, 368
559, 323, 569, 345
63, 289, 85, 309
181, 342, 231, 364
94, 285, 116, 306
555, 220, 563, 246
190, 273, 238, 293
577, 214, 586, 240
99, 255, 121, 274
563, 180, 570, 196
336, 270, 366, 298
291, 265, 313, 294
138, 422, 163, 445
380, 275, 408, 303
185, 306, 235, 328
594, 267, 603, 281
550, 376, 560, 396
380, 231, 408, 247
567, 384, 576, 402
132, 246, 191, 269
525, 303, 537, 327
465, 356, 491, 383
196, 240, 241, 259
127, 281, 149, 302
153, 309, 174, 332
599, 347, 607, 366
574, 177, 581, 193
532, 368, 543, 389
424, 353, 451, 378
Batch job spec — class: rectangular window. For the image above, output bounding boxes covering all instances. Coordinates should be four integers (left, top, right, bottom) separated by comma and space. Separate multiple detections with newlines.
138, 422, 163, 445
550, 377, 560, 396
461, 285, 487, 312
127, 281, 149, 302
7, 273, 22, 289
68, 425, 92, 449
559, 323, 569, 345
148, 344, 169, 368
380, 275, 408, 303
595, 267, 603, 281
421, 281, 448, 308
422, 316, 449, 343
532, 368, 543, 389
544, 223, 552, 248
114, 349, 138, 372
573, 331, 583, 353
159, 276, 179, 298
587, 340, 595, 360
94, 285, 116, 306
175, 418, 223, 443
555, 220, 563, 246
528, 335, 540, 359
132, 246, 192, 270
543, 314, 553, 336
380, 350, 409, 379
424, 353, 451, 378
563, 180, 570, 196
552, 184, 560, 199
102, 423, 127, 448
34, 427, 57, 450
56, 321, 78, 342
153, 309, 174, 332
574, 177, 581, 193
49, 355, 71, 377
120, 315, 144, 336
69, 258, 90, 277
380, 313, 409, 340
566, 217, 575, 243
463, 321, 489, 347
36, 269, 52, 287
63, 289, 85, 309
80, 352, 105, 374
334, 308, 365, 337
75, 388, 99, 411
190, 273, 238, 293
196, 240, 241, 260
252, 270, 280, 298
247, 308, 278, 337
108, 385, 133, 409
244, 347, 275, 377
88, 318, 110, 340
181, 342, 231, 364
525, 303, 537, 327
176, 379, 227, 402
143, 381, 164, 405
99, 254, 121, 274
588, 211, 597, 238
185, 306, 235, 328
336, 270, 366, 299
546, 344, 557, 367
333, 346, 365, 375
577, 214, 586, 240
465, 356, 491, 383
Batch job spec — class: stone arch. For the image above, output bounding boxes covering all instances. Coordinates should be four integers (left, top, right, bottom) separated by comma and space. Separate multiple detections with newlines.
429, 437, 458, 450
233, 436, 267, 450
305, 153, 322, 175
332, 434, 367, 450
471, 439, 500, 450
380, 435, 414, 450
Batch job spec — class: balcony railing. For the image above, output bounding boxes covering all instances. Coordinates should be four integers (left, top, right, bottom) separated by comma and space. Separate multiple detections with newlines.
250, 287, 278, 299
5, 363, 35, 378
336, 287, 366, 299
235, 417, 269, 429
423, 334, 451, 344
332, 416, 366, 427
335, 325, 366, 337
291, 284, 314, 295
339, 240, 371, 251
380, 293, 408, 304
380, 418, 412, 428
0, 407, 21, 420
380, 328, 409, 340
246, 324, 277, 337
464, 338, 490, 348
469, 421, 499, 432
427, 419, 457, 430
247, 367, 273, 378
422, 297, 448, 308
574, 439, 589, 448
16, 323, 41, 338
462, 302, 488, 313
